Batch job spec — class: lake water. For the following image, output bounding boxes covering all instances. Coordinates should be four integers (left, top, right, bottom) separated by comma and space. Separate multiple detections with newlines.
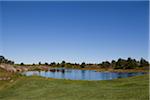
22, 68, 147, 80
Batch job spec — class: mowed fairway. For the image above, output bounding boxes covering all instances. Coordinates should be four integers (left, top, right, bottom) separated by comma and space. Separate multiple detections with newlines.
0, 74, 149, 100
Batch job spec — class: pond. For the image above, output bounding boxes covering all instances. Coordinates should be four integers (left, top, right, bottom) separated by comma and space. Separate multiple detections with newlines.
22, 68, 147, 80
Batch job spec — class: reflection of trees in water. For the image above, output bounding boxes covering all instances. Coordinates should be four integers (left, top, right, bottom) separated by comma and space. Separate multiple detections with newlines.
127, 72, 133, 77
117, 72, 122, 78
61, 69, 65, 78
81, 70, 85, 79
62, 69, 65, 73
49, 68, 65, 73
48, 68, 66, 78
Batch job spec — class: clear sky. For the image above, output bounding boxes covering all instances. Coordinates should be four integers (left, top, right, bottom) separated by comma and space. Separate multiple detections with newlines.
0, 1, 149, 64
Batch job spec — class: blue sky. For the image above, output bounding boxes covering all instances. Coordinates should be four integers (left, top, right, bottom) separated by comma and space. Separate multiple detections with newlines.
0, 1, 149, 64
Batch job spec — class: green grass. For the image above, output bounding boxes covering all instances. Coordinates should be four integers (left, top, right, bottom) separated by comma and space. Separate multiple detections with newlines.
0, 73, 149, 100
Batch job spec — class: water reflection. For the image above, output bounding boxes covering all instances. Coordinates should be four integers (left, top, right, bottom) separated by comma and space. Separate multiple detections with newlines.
81, 70, 85, 79
22, 68, 147, 80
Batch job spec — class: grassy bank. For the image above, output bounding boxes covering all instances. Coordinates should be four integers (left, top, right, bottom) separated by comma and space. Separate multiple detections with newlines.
0, 73, 149, 100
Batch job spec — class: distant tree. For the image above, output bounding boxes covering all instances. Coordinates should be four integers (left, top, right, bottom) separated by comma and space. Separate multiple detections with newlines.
61, 61, 66, 67
62, 61, 65, 64
0, 56, 5, 59
57, 63, 60, 67
39, 62, 41, 65
101, 61, 110, 68
7, 60, 14, 64
50, 62, 56, 67
0, 55, 15, 64
74, 63, 80, 66
11, 61, 15, 64
65, 63, 72, 68
80, 62, 86, 68
139, 58, 149, 67
0, 56, 5, 63
33, 63, 35, 66
124, 58, 138, 69
115, 58, 126, 69
111, 60, 116, 68
45, 62, 49, 65
51, 62, 56, 65
20, 62, 24, 65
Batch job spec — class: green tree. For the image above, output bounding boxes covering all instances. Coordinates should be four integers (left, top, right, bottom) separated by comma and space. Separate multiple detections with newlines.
0, 56, 14, 64
50, 62, 56, 67
115, 58, 126, 69
124, 58, 138, 69
80, 62, 86, 68
39, 62, 41, 65
45, 62, 49, 65
7, 60, 14, 64
0, 56, 5, 64
101, 61, 110, 68
111, 60, 116, 68
20, 62, 24, 65
139, 58, 149, 67
65, 63, 72, 68
61, 61, 66, 67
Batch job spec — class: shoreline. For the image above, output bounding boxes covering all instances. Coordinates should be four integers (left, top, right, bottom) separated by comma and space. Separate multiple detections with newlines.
28, 66, 149, 73
1, 64, 149, 73
80, 67, 149, 73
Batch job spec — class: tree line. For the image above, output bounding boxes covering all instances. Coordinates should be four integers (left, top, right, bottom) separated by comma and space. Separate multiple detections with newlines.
21, 57, 149, 69
0, 56, 14, 64
99, 58, 149, 69
0, 55, 149, 69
